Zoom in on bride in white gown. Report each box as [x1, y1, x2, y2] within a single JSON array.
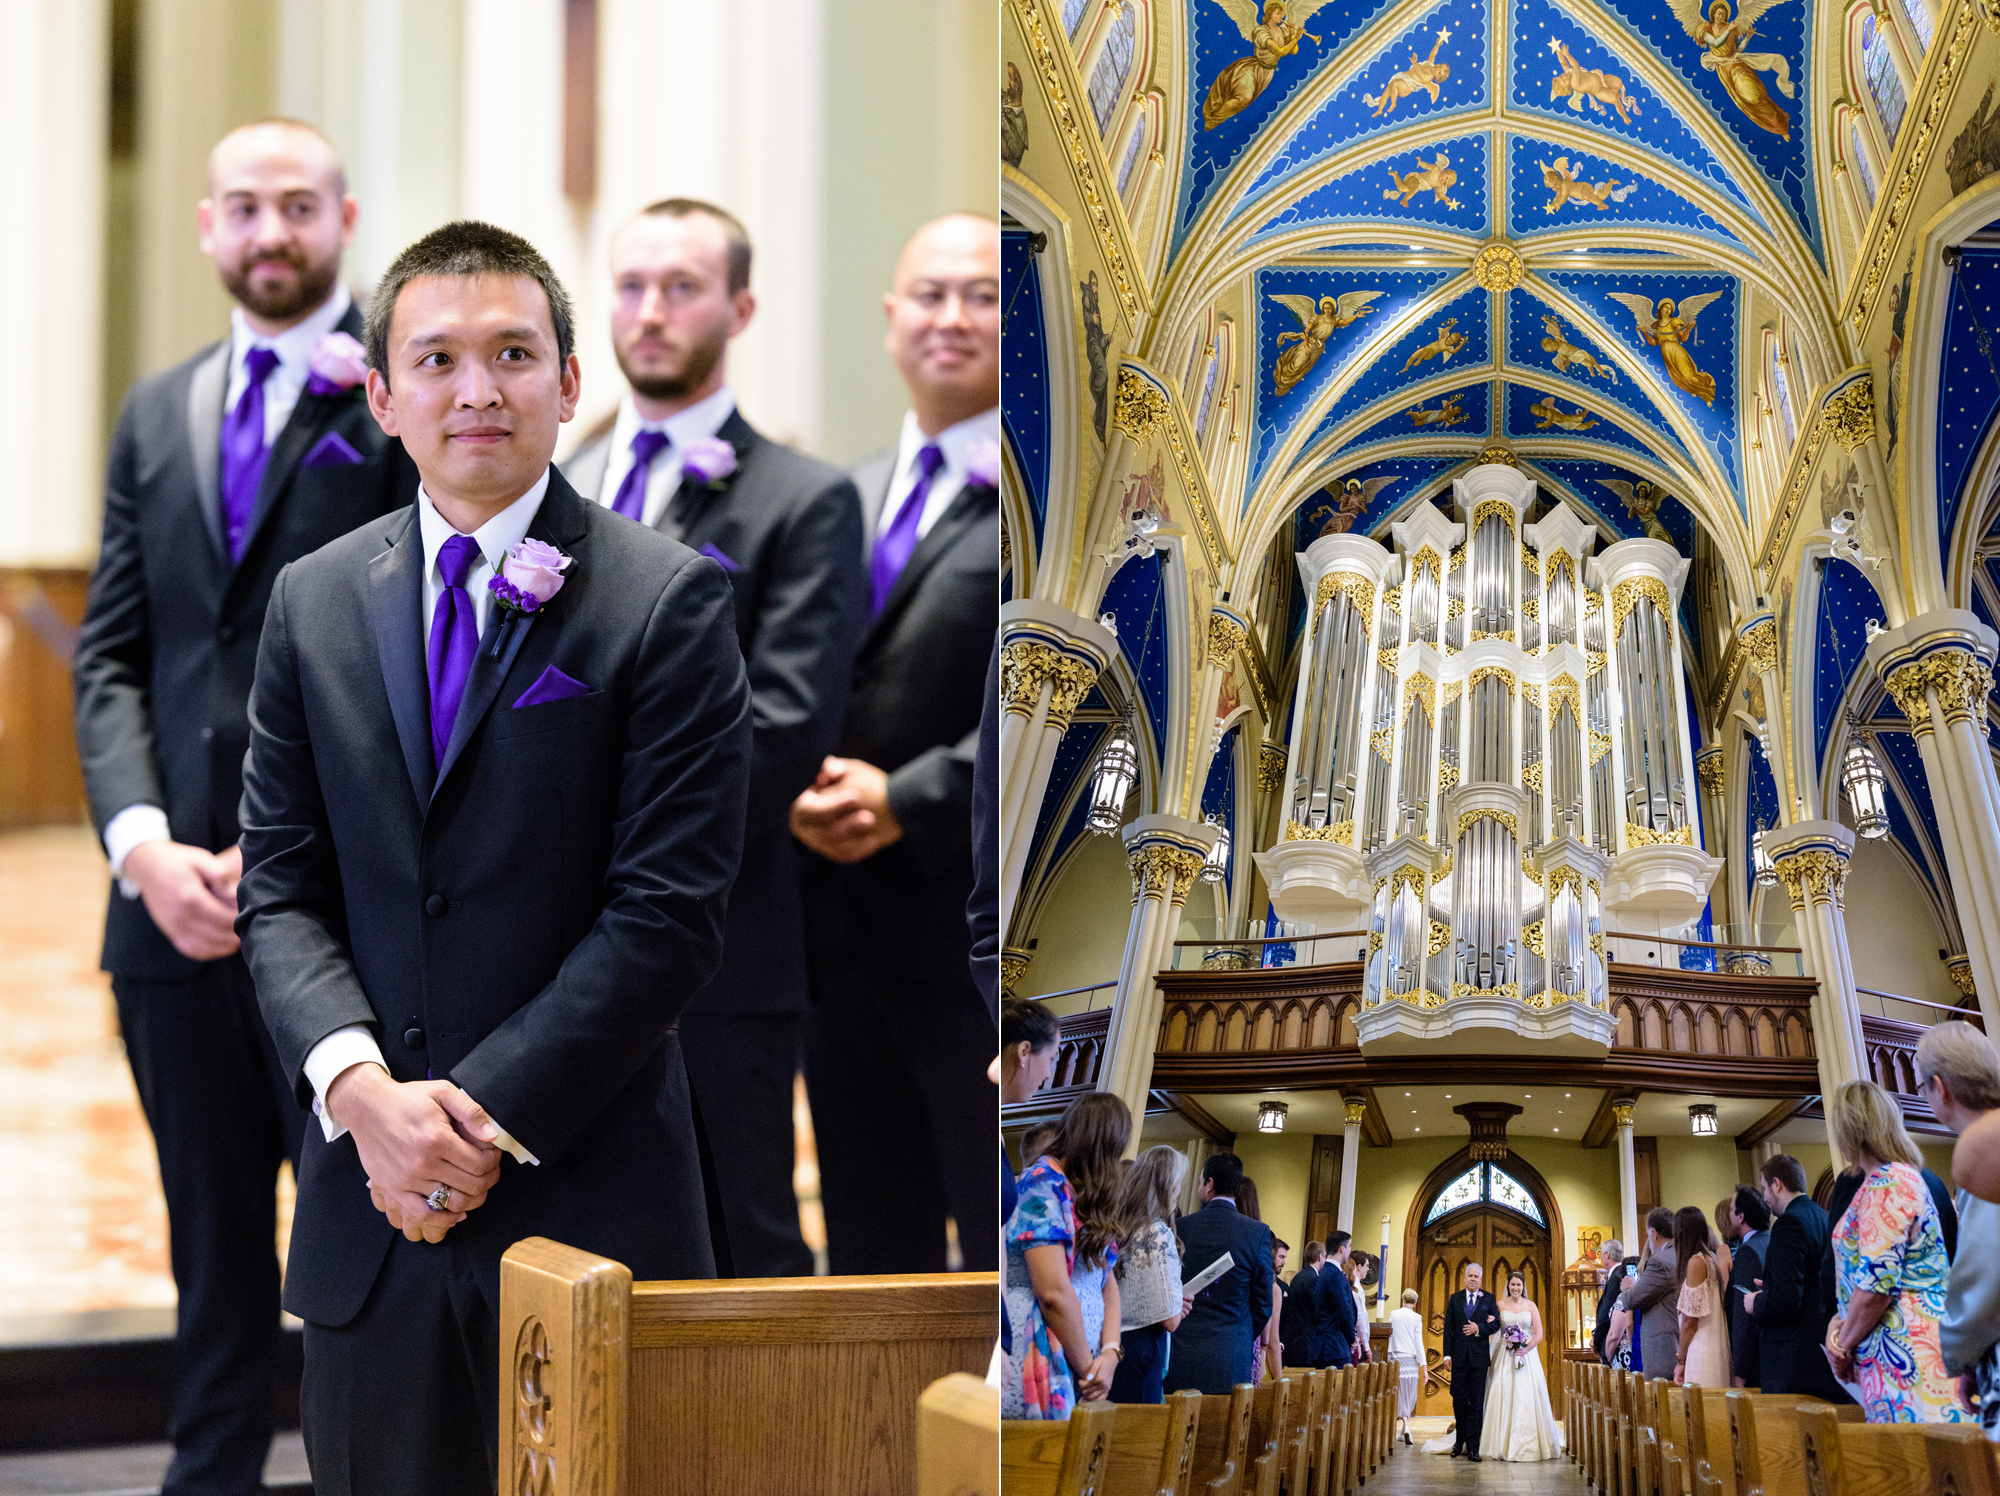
[[1479, 1272, 1561, 1462]]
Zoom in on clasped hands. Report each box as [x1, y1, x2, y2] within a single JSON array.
[[789, 756, 902, 863], [328, 1062, 504, 1245]]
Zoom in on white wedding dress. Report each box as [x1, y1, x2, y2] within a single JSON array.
[[1478, 1307, 1561, 1462]]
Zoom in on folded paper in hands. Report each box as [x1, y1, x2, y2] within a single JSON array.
[[512, 664, 593, 708], [301, 431, 365, 468]]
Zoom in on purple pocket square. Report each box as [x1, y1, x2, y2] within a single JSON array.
[[698, 542, 739, 574], [302, 431, 365, 468], [512, 665, 593, 708]]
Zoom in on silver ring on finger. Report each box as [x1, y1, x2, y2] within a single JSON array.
[[427, 1183, 453, 1212]]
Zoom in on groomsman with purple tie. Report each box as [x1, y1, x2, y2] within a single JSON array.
[[790, 214, 1000, 1273], [560, 199, 864, 1276], [70, 118, 411, 1496]]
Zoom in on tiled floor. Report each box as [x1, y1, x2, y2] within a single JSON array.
[[0, 826, 826, 1321], [1378, 1417, 1588, 1492]]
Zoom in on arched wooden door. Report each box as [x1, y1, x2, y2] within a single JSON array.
[[1411, 1165, 1555, 1416]]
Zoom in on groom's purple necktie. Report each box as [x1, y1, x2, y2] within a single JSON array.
[[611, 428, 671, 521], [220, 346, 281, 564], [428, 535, 482, 767], [871, 443, 944, 619]]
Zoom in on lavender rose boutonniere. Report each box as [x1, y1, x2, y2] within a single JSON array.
[[680, 437, 738, 490], [485, 539, 573, 657], [965, 438, 1001, 490], [304, 331, 369, 397]]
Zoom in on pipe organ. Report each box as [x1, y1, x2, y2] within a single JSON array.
[[1273, 464, 1698, 1023]]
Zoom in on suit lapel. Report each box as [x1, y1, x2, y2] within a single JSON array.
[[561, 431, 612, 508], [186, 339, 231, 565], [864, 481, 994, 646], [368, 509, 435, 805], [657, 409, 760, 542], [434, 472, 592, 792], [852, 449, 896, 548]]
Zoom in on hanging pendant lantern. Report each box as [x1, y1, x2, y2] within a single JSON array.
[[1840, 731, 1891, 840], [1199, 814, 1231, 883], [1086, 726, 1138, 835], [1752, 820, 1778, 889]]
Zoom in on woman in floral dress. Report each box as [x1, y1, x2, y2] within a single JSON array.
[[1825, 1080, 1969, 1424], [1003, 1092, 1130, 1419]]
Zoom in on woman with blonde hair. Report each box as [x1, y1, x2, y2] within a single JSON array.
[[1389, 1288, 1424, 1443], [1109, 1145, 1190, 1403], [1824, 1079, 1967, 1424]]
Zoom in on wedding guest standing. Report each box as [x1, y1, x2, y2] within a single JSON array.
[[792, 214, 999, 1273], [1348, 1252, 1373, 1363], [1389, 1288, 1423, 1444], [1593, 1238, 1631, 1365], [1280, 1241, 1325, 1365], [1822, 1081, 1967, 1423], [236, 222, 752, 1492], [71, 118, 410, 1496], [1004, 1093, 1129, 1418], [561, 199, 863, 1276], [1315, 1230, 1357, 1369], [1625, 1208, 1680, 1378], [1722, 1187, 1770, 1387], [1165, 1153, 1276, 1395], [1671, 1205, 1730, 1387], [1109, 1145, 1188, 1404], [1917, 1022, 2000, 1440], [1745, 1153, 1851, 1402]]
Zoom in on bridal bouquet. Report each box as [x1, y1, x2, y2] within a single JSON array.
[[1504, 1323, 1530, 1370]]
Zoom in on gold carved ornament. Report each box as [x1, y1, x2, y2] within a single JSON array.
[[1000, 640, 1100, 727], [1586, 649, 1608, 677], [1471, 498, 1519, 536], [1696, 751, 1727, 799], [1389, 863, 1429, 901], [1946, 958, 1977, 999], [1379, 648, 1401, 677], [1456, 808, 1520, 844], [1590, 731, 1614, 765], [1435, 852, 1454, 880], [1546, 675, 1580, 721], [1469, 665, 1517, 695], [1522, 920, 1546, 958], [1759, 378, 1876, 582], [1370, 929, 1384, 953], [1470, 630, 1516, 643], [1544, 865, 1585, 902], [1257, 742, 1287, 791], [1206, 610, 1248, 666], [1428, 918, 1451, 956], [1371, 727, 1396, 760], [1439, 761, 1461, 790], [1610, 576, 1672, 642], [1383, 584, 1404, 616], [1343, 1098, 1369, 1127], [1545, 550, 1574, 586], [1610, 1100, 1636, 1128], [1521, 681, 1543, 708], [1412, 546, 1443, 580], [1284, 819, 1355, 845], [1522, 597, 1540, 621], [1479, 444, 1519, 466], [1128, 844, 1207, 903], [1774, 847, 1850, 909], [1110, 369, 1227, 572], [1443, 679, 1464, 703], [1884, 649, 1995, 734], [1523, 759, 1544, 792], [1000, 949, 1032, 994], [1406, 671, 1437, 724], [1452, 981, 1520, 1003], [1625, 822, 1696, 847], [1473, 242, 1525, 292], [1316, 570, 1377, 624]]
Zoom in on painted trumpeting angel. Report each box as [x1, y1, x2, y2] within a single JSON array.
[[1606, 290, 1726, 405], [1269, 289, 1384, 397], [1666, 0, 1797, 139], [1201, 0, 1334, 130]]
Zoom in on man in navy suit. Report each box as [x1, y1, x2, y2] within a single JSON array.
[[1164, 1153, 1276, 1395], [1745, 1153, 1853, 1402], [1278, 1239, 1324, 1365], [72, 118, 410, 1496], [237, 221, 751, 1494], [1444, 1262, 1501, 1458], [1315, 1230, 1356, 1368]]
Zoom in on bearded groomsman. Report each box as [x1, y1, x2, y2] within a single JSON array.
[[790, 214, 999, 1273], [562, 199, 863, 1276], [71, 118, 410, 1496]]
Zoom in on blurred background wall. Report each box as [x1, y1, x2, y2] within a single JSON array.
[[0, 0, 995, 825]]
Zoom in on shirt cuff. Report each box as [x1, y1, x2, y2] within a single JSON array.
[[104, 804, 172, 896], [303, 1024, 388, 1143]]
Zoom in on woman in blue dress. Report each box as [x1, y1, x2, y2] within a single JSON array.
[[1003, 1091, 1131, 1418]]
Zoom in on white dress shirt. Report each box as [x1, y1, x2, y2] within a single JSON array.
[[877, 407, 999, 544], [591, 385, 737, 529], [298, 470, 554, 1167], [102, 286, 358, 885]]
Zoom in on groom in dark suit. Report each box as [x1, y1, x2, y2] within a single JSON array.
[[561, 199, 863, 1275], [72, 118, 410, 1496], [236, 221, 750, 1495], [1444, 1262, 1501, 1459]]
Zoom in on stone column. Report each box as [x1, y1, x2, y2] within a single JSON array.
[[1766, 820, 1866, 1103], [1612, 1097, 1639, 1254], [1336, 1095, 1365, 1235], [1869, 614, 2000, 1034], [1098, 815, 1213, 1148], [998, 601, 1119, 929], [1695, 747, 1732, 933]]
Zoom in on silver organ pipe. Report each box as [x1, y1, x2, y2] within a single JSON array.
[[1396, 696, 1433, 837], [1547, 558, 1576, 647], [1365, 669, 1395, 849], [1523, 708, 1543, 846], [1617, 596, 1687, 834], [1469, 513, 1515, 636], [1292, 589, 1370, 828], [1584, 595, 1616, 855], [1411, 558, 1438, 645], [1552, 700, 1583, 827], [1444, 553, 1464, 652], [1521, 556, 1541, 654], [1468, 674, 1513, 783]]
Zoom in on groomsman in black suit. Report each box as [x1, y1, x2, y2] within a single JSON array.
[[561, 199, 864, 1276], [791, 214, 999, 1273], [71, 118, 410, 1496], [1315, 1231, 1357, 1368], [1165, 1153, 1276, 1394], [236, 221, 750, 1494], [1279, 1240, 1325, 1363], [1444, 1262, 1501, 1459], [1745, 1153, 1852, 1402]]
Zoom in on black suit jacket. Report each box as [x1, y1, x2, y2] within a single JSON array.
[[562, 409, 864, 1016], [1728, 1230, 1767, 1383], [1315, 1259, 1357, 1367], [1749, 1195, 1847, 1399], [1168, 1201, 1275, 1394], [1278, 1266, 1318, 1364], [235, 471, 752, 1326], [804, 445, 998, 990], [1444, 1288, 1500, 1369], [74, 300, 414, 978], [1594, 1260, 1633, 1362]]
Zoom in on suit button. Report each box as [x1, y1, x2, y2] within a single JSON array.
[[217, 624, 238, 644], [404, 1027, 426, 1050], [200, 727, 214, 742], [425, 895, 449, 918]]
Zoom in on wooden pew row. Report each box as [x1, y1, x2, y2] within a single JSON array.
[[498, 1238, 996, 1495], [919, 1373, 1000, 1496], [1795, 1402, 2000, 1496]]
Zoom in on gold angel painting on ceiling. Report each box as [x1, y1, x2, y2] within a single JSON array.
[[1530, 394, 1599, 431], [1406, 393, 1468, 427], [1201, 0, 1333, 130], [1540, 315, 1619, 383], [1268, 289, 1384, 397], [1538, 158, 1637, 213], [1302, 476, 1396, 537], [1365, 29, 1453, 118], [1666, 0, 1798, 139], [1383, 153, 1460, 209], [1607, 290, 1725, 405], [1400, 319, 1468, 372], [1598, 478, 1673, 542]]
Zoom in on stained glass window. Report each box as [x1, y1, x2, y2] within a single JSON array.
[[1771, 349, 1797, 445], [1862, 17, 1908, 149], [1194, 345, 1221, 440], [1900, 0, 1934, 52], [1425, 1166, 1484, 1224], [1088, 6, 1138, 137], [1064, 0, 1091, 39], [1850, 123, 1879, 209], [1488, 1166, 1545, 1224], [1117, 111, 1147, 198]]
